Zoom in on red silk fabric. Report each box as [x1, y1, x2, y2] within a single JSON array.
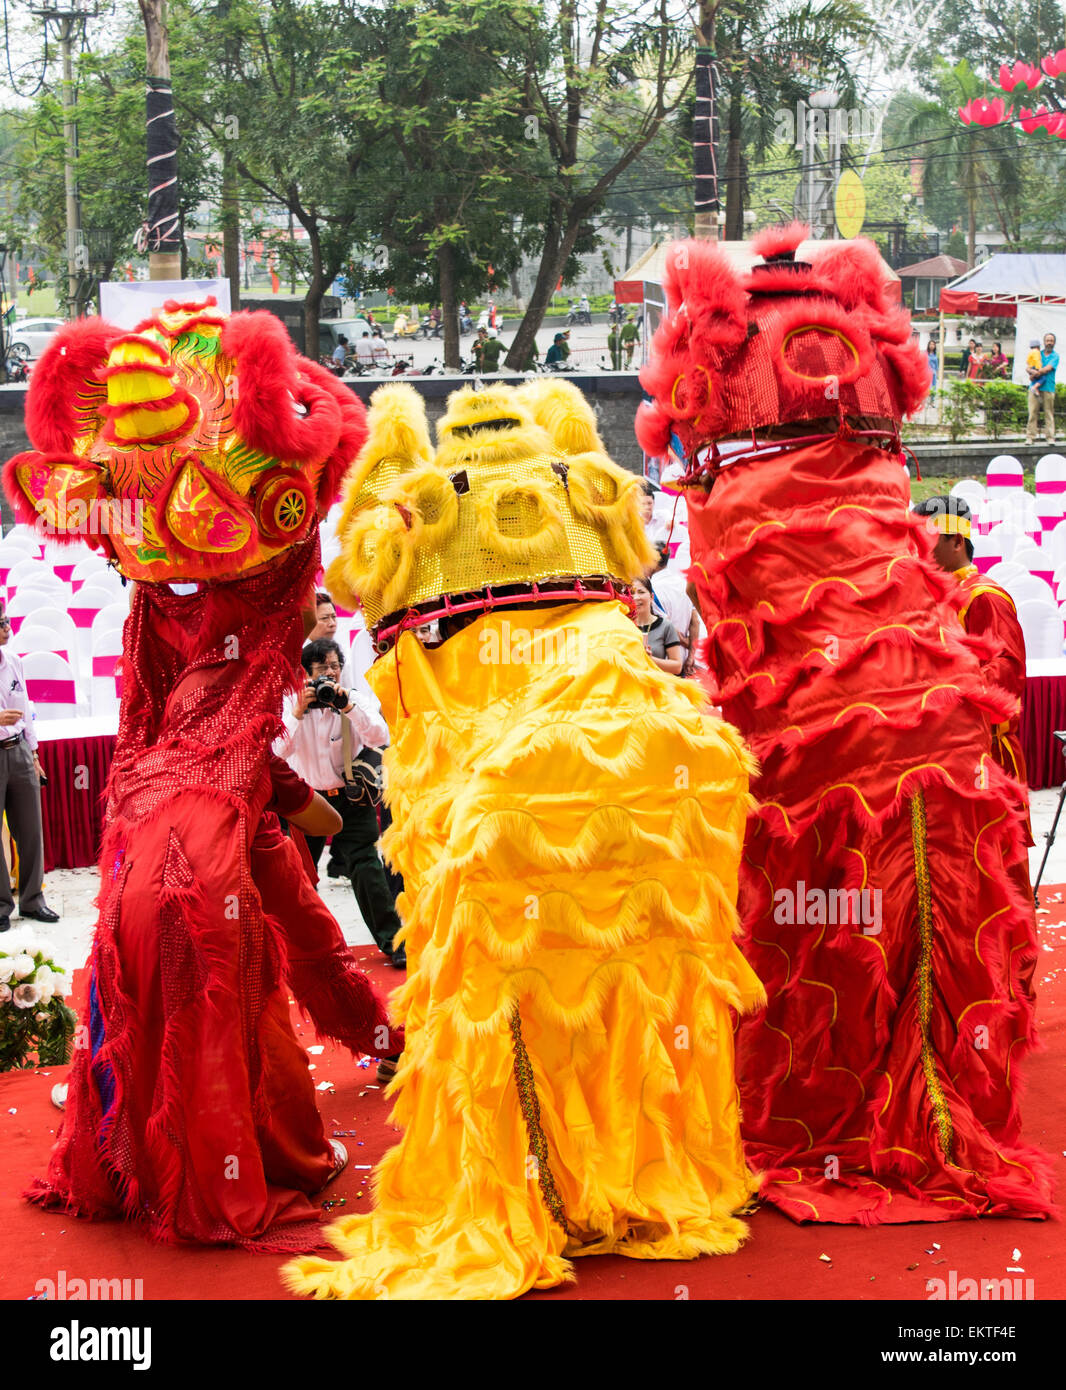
[[686, 436, 1054, 1224], [38, 733, 115, 872]]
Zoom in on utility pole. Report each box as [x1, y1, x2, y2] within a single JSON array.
[[30, 2, 98, 317]]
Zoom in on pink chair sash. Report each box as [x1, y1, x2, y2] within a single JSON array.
[[1036, 480, 1066, 494], [69, 607, 101, 629], [26, 678, 76, 703], [92, 653, 119, 677], [9, 614, 25, 634], [987, 473, 1023, 488], [53, 564, 75, 581]]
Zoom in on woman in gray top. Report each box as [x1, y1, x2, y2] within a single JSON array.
[[632, 576, 683, 675]]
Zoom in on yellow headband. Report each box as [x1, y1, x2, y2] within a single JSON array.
[[929, 512, 971, 537]]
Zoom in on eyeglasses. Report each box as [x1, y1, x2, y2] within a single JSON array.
[[0, 617, 10, 627], [314, 663, 342, 675]]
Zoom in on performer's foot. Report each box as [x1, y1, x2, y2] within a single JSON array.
[[21, 905, 59, 923], [376, 1053, 401, 1083], [50, 1083, 67, 1111], [388, 945, 406, 970], [325, 862, 345, 879], [320, 1139, 348, 1190]]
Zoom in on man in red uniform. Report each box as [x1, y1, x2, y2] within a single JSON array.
[[911, 495, 1028, 788]]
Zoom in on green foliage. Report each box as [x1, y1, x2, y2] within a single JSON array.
[[981, 380, 1027, 439], [942, 379, 983, 443]]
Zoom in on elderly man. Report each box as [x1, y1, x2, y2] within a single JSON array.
[[0, 602, 60, 930], [1026, 331, 1059, 444]]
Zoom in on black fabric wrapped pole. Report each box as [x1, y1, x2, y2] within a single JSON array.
[[693, 47, 720, 221], [145, 74, 180, 256]]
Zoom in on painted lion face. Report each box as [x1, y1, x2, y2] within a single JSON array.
[[4, 298, 366, 583]]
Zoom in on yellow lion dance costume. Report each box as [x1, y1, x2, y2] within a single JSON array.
[[284, 379, 764, 1299]]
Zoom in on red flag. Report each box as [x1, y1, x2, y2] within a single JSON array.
[[556, 278, 563, 292], [270, 267, 280, 294], [126, 263, 134, 281]]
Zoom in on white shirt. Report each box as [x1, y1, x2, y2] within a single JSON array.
[[651, 570, 695, 647], [276, 692, 388, 791], [0, 648, 38, 750], [354, 337, 375, 364], [371, 338, 390, 365]]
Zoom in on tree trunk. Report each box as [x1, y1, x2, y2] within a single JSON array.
[[220, 145, 240, 309], [438, 240, 460, 371], [504, 208, 581, 372], [723, 81, 744, 240]]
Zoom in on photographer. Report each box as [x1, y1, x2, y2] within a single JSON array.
[[277, 638, 405, 969]]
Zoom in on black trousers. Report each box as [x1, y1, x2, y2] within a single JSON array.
[[306, 793, 401, 956]]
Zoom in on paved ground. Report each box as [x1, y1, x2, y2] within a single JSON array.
[[26, 786, 1066, 981], [354, 314, 626, 376]]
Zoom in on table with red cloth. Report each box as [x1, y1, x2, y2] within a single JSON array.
[[33, 715, 117, 872], [1021, 658, 1066, 790]]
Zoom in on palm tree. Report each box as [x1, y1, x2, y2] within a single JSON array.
[[696, 0, 877, 238], [906, 59, 1023, 263]]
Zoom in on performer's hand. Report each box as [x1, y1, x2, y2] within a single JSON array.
[[0, 709, 21, 726]]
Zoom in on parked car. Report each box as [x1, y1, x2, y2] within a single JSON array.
[[319, 316, 375, 356], [7, 317, 63, 360]]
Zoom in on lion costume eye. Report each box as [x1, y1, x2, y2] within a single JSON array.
[[341, 505, 419, 614], [475, 480, 566, 562], [388, 465, 459, 546]]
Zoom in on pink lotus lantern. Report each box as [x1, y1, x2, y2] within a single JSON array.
[[999, 60, 1044, 92], [958, 96, 1012, 126], [1041, 49, 1066, 78]]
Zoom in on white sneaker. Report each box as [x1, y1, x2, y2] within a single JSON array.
[[50, 1083, 67, 1111]]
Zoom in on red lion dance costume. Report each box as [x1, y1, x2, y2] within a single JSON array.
[[636, 225, 1054, 1224], [5, 298, 400, 1250]]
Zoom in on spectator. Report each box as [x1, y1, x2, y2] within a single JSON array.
[[0, 602, 59, 930], [608, 322, 622, 370], [579, 293, 591, 324], [637, 478, 670, 546], [631, 577, 683, 674], [371, 334, 390, 370], [966, 341, 986, 380], [277, 638, 405, 968], [354, 332, 375, 368], [926, 340, 938, 391], [959, 338, 976, 377], [621, 312, 639, 365], [545, 332, 568, 369], [331, 335, 349, 374], [985, 341, 1008, 379], [650, 541, 700, 676], [1027, 332, 1059, 444], [474, 328, 503, 373]]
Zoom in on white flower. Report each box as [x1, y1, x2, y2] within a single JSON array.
[[0, 959, 14, 984], [9, 954, 35, 981], [34, 938, 56, 961], [13, 983, 41, 1009], [50, 972, 70, 999], [0, 983, 11, 1003], [35, 1011, 49, 1021], [34, 965, 54, 1003]]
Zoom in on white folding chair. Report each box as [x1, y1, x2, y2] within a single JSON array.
[[1000, 572, 1056, 607], [14, 622, 77, 674], [20, 650, 79, 720], [1041, 519, 1066, 574], [89, 625, 123, 716], [1010, 542, 1055, 586], [69, 553, 110, 593], [0, 530, 40, 585], [4, 585, 70, 636], [971, 528, 1005, 574], [986, 455, 1024, 490], [950, 479, 987, 515], [1017, 600, 1065, 659], [988, 561, 1027, 588], [4, 556, 54, 599]]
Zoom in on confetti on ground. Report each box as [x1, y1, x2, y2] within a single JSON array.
[[818, 1253, 832, 1263], [315, 1081, 335, 1092], [307, 1045, 325, 1055], [907, 1263, 919, 1271], [353, 1164, 372, 1169], [357, 1058, 371, 1069], [7, 1108, 16, 1115], [1012, 1247, 1022, 1262]]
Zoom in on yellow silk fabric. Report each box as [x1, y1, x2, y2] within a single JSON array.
[[283, 601, 764, 1300]]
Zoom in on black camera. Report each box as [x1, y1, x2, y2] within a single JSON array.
[[308, 676, 349, 710]]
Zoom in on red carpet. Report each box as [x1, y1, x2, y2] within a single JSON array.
[[3, 900, 1064, 1303]]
